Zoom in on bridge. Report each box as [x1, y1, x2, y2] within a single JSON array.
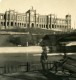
[[41, 32, 76, 52]]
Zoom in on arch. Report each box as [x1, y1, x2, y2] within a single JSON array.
[[11, 22, 13, 26], [40, 24, 41, 27], [44, 25, 45, 28], [42, 24, 43, 28], [1, 22, 4, 26], [22, 23, 24, 26], [49, 25, 51, 28], [24, 24, 26, 27], [36, 24, 38, 27], [7, 22, 9, 26], [27, 24, 29, 27], [31, 23, 34, 27], [20, 23, 21, 26], [52, 25, 54, 28], [46, 25, 48, 29], [18, 23, 19, 26], [55, 25, 56, 28], [15, 22, 16, 26]]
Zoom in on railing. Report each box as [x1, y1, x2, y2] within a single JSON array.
[[0, 60, 76, 74], [0, 61, 53, 74]]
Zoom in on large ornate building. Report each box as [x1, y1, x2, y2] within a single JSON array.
[[0, 7, 71, 31]]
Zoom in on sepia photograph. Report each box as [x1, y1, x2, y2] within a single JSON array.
[[0, 0, 76, 80]]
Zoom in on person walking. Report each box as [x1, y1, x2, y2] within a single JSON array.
[[40, 46, 49, 71]]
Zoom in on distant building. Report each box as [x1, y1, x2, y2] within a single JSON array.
[[0, 7, 71, 31]]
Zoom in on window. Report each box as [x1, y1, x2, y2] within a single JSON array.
[[40, 18, 41, 22], [65, 26, 67, 29], [31, 17, 34, 21], [31, 11, 34, 15], [24, 24, 26, 27], [60, 25, 61, 28], [22, 23, 23, 26], [55, 25, 56, 28], [23, 17, 25, 21], [27, 24, 29, 27], [1, 16, 3, 19], [57, 25, 59, 28], [4, 22, 5, 26]]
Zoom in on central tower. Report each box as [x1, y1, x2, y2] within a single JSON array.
[[26, 7, 36, 28]]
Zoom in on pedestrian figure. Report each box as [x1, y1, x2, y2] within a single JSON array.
[[40, 46, 49, 71]]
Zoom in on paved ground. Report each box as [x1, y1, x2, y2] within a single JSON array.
[[0, 72, 47, 80], [0, 71, 76, 80]]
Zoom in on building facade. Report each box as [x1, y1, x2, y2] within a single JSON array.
[[0, 7, 71, 31]]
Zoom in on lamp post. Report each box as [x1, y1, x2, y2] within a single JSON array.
[[63, 43, 66, 58]]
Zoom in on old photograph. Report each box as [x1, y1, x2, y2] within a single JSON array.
[[0, 0, 76, 80]]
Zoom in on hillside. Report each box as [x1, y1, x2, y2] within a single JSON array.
[[0, 28, 68, 47]]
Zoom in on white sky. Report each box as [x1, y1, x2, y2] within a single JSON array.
[[0, 0, 76, 28]]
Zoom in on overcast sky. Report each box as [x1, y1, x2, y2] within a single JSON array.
[[0, 0, 76, 28]]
